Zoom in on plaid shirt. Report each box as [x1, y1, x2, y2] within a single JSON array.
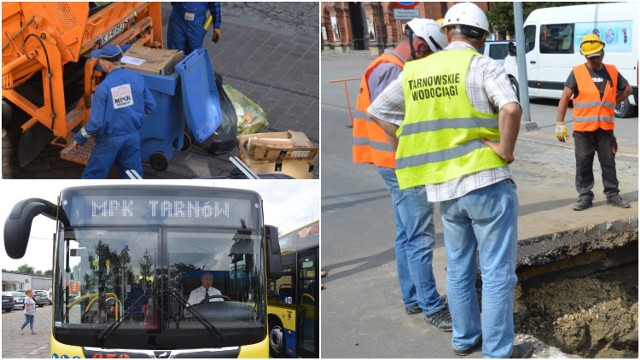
[[367, 41, 520, 201]]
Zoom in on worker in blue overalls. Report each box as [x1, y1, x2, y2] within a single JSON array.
[[73, 44, 157, 179], [167, 2, 221, 55]]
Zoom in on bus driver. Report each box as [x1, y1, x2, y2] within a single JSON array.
[[187, 272, 223, 305]]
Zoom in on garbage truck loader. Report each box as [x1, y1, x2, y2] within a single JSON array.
[[2, 2, 164, 167]]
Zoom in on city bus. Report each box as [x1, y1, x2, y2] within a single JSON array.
[[267, 220, 319, 357], [4, 184, 282, 358]]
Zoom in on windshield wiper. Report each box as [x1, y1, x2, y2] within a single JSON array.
[[97, 292, 147, 341], [170, 289, 224, 339]]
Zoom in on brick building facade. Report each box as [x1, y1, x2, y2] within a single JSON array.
[[321, 2, 496, 54]]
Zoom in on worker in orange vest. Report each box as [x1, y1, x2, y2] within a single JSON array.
[[352, 18, 453, 331], [556, 33, 633, 211]]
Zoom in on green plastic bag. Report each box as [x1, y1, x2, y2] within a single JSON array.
[[222, 84, 269, 135]]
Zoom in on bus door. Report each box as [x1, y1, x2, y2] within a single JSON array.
[[296, 247, 319, 358]]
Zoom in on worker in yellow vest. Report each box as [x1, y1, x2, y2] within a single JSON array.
[[555, 33, 633, 211], [353, 18, 452, 332], [368, 2, 532, 358]]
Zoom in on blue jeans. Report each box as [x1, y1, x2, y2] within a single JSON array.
[[378, 167, 445, 315], [21, 314, 34, 331], [439, 179, 518, 358]]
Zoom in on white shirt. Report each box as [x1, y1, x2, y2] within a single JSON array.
[[187, 286, 223, 305], [23, 297, 36, 316]]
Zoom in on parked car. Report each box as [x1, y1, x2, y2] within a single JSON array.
[[2, 292, 15, 312], [9, 291, 26, 310], [478, 40, 512, 65], [45, 290, 53, 305], [32, 290, 49, 307]]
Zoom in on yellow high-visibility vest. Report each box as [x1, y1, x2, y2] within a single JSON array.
[[396, 49, 505, 189]]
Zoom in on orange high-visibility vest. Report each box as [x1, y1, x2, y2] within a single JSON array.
[[353, 53, 404, 168], [572, 64, 618, 132]]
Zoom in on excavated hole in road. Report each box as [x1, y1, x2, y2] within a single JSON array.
[[513, 240, 638, 358]]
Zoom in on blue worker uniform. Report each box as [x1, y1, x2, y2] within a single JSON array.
[[74, 68, 156, 179], [167, 2, 221, 55]]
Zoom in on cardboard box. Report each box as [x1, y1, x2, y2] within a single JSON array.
[[121, 45, 184, 75], [238, 131, 318, 179]]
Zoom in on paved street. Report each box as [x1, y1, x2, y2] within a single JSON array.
[[320, 52, 637, 358], [2, 305, 52, 358], [2, 2, 318, 179]]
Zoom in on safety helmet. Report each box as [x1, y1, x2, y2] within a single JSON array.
[[442, 2, 490, 36], [580, 33, 605, 56], [405, 18, 448, 52]]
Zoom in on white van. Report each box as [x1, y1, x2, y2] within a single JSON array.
[[503, 2, 638, 118]]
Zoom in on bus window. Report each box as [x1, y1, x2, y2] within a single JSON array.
[[63, 228, 159, 326]]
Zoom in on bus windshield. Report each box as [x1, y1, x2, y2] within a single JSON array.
[[52, 186, 266, 351]]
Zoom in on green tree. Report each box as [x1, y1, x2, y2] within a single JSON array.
[[139, 249, 154, 288], [17, 264, 35, 275], [487, 2, 590, 39], [43, 270, 53, 278]]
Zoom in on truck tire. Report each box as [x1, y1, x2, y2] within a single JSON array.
[[615, 98, 637, 118]]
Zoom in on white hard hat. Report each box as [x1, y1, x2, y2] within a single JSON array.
[[405, 18, 447, 52], [442, 2, 490, 36]]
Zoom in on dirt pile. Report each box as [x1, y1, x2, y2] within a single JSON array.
[[515, 261, 638, 358]]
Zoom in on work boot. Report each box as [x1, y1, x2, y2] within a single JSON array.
[[510, 342, 534, 358], [453, 336, 482, 356], [573, 197, 592, 211], [424, 307, 452, 332], [607, 195, 630, 208]]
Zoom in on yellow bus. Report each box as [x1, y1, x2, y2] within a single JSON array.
[[4, 184, 282, 358], [267, 220, 319, 357]]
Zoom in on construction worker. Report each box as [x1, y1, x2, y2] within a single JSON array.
[[167, 2, 221, 55], [73, 45, 157, 179], [555, 33, 633, 211], [353, 18, 452, 331], [368, 3, 533, 358]]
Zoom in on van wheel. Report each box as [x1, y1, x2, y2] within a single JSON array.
[[615, 98, 637, 118], [509, 77, 520, 101]]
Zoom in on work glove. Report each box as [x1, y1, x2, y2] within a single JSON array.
[[555, 122, 569, 142], [72, 129, 88, 146]]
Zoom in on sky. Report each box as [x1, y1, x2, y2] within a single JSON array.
[[1, 179, 319, 273]]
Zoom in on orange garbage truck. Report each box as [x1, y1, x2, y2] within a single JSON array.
[[2, 2, 163, 167]]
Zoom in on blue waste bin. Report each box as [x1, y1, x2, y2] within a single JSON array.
[[138, 48, 222, 171]]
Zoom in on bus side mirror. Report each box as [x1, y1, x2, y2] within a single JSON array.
[[4, 198, 59, 259], [508, 41, 517, 56], [265, 225, 282, 280]]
